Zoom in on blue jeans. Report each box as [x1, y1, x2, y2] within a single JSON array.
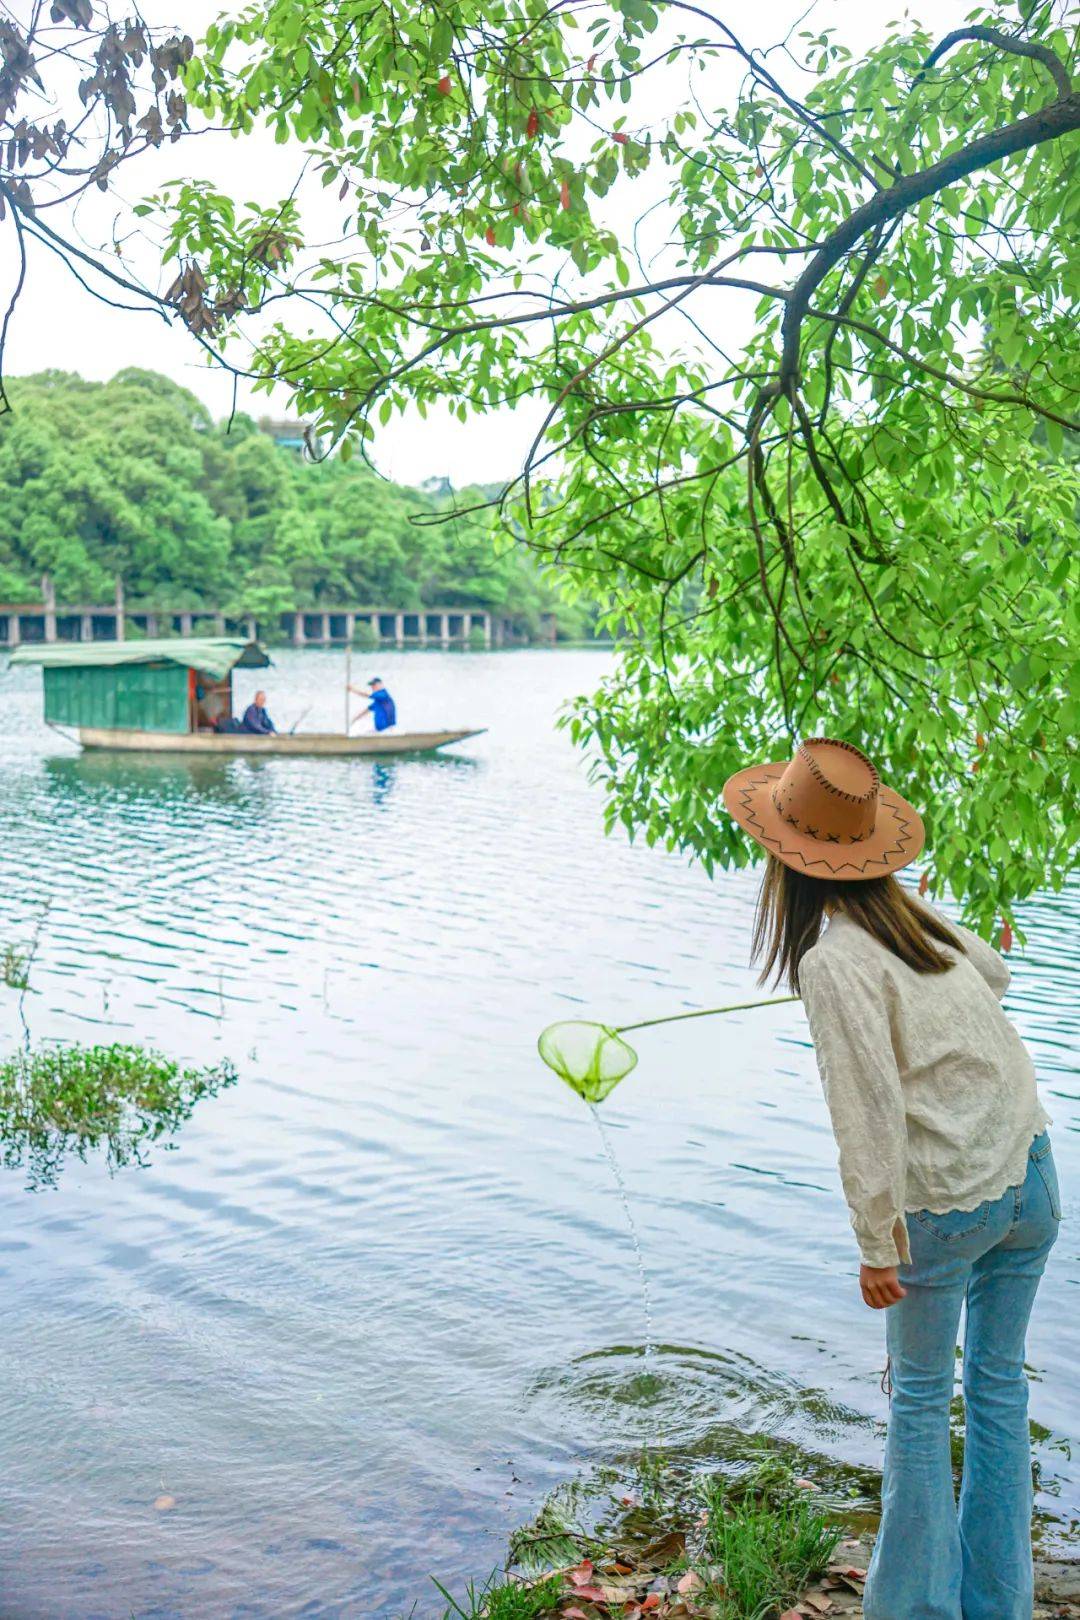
[[864, 1131, 1060, 1620]]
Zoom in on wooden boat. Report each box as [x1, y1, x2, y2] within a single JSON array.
[[76, 725, 484, 756], [9, 637, 483, 758]]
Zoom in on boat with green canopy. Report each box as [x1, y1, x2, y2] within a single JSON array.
[[9, 637, 483, 756]]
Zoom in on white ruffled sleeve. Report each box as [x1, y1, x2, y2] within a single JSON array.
[[800, 949, 911, 1269]]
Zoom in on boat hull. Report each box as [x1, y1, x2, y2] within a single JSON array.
[[77, 727, 484, 757]]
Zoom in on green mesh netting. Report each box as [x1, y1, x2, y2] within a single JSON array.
[[537, 1020, 639, 1103]]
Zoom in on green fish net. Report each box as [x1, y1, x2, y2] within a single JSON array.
[[537, 1020, 639, 1104]]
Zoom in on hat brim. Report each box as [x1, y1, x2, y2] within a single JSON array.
[[722, 761, 925, 881]]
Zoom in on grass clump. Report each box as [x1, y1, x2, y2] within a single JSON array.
[[0, 1042, 237, 1188], [434, 1573, 563, 1620], [696, 1475, 843, 1618]]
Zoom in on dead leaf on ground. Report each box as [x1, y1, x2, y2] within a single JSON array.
[[637, 1530, 686, 1567]]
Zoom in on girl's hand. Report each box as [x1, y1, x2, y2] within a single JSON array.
[[860, 1265, 907, 1310]]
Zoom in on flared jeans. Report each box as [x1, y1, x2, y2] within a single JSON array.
[[864, 1132, 1061, 1620]]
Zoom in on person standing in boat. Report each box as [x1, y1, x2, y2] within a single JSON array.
[[722, 737, 1059, 1620], [241, 690, 277, 735], [350, 677, 396, 732]]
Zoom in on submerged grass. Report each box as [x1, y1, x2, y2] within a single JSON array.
[[0, 1042, 237, 1188]]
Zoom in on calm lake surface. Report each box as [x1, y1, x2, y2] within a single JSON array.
[[0, 648, 1075, 1618]]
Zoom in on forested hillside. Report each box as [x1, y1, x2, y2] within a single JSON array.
[[0, 370, 581, 636]]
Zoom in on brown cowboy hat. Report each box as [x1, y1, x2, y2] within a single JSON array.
[[722, 737, 924, 881]]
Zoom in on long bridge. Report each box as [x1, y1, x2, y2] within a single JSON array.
[[0, 578, 552, 651]]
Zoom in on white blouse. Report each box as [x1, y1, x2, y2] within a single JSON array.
[[799, 907, 1049, 1269]]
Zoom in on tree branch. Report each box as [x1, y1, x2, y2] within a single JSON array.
[[779, 88, 1080, 391]]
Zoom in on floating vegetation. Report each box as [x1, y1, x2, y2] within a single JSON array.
[[1, 944, 30, 992], [0, 1043, 237, 1189]]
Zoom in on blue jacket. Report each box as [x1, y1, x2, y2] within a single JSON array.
[[242, 703, 276, 735], [369, 689, 396, 731]]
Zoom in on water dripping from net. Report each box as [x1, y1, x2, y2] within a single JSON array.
[[588, 1102, 654, 1364]]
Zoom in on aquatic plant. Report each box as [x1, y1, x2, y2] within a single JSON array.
[[0, 1043, 237, 1190], [1, 945, 30, 992]]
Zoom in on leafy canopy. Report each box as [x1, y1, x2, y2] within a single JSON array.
[[65, 4, 1080, 926]]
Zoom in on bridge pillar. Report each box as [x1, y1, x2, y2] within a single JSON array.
[[6, 614, 20, 647], [41, 575, 57, 643], [81, 613, 94, 642], [439, 612, 450, 648], [180, 611, 193, 635], [394, 613, 405, 648], [245, 615, 257, 641], [145, 612, 159, 637], [293, 612, 305, 647], [345, 612, 355, 644], [322, 612, 331, 645], [114, 577, 125, 642]]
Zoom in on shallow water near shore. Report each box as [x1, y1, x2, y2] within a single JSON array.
[[0, 647, 1075, 1618]]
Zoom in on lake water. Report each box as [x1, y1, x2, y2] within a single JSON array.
[[0, 648, 1075, 1619]]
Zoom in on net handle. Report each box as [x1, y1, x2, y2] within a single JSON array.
[[615, 994, 798, 1035]]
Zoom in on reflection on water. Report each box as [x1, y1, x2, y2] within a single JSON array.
[[0, 648, 1076, 1616]]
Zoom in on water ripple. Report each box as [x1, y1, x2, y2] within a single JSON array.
[[0, 648, 1076, 1616]]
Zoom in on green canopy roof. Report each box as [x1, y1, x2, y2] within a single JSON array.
[[9, 637, 271, 681]]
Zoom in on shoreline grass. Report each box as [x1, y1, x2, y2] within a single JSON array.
[[433, 1454, 848, 1620]]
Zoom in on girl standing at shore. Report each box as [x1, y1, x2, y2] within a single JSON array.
[[723, 738, 1060, 1620]]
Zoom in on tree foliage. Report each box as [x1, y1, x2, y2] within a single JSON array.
[[3, 1, 1078, 929], [0, 369, 574, 629], [145, 0, 1079, 930], [0, 3, 196, 407]]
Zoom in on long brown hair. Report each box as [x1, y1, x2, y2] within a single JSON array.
[[752, 854, 965, 994]]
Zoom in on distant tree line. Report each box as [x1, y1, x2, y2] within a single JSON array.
[[0, 370, 591, 639]]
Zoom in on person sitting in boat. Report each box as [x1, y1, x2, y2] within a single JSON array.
[[350, 677, 396, 732], [242, 690, 277, 735]]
